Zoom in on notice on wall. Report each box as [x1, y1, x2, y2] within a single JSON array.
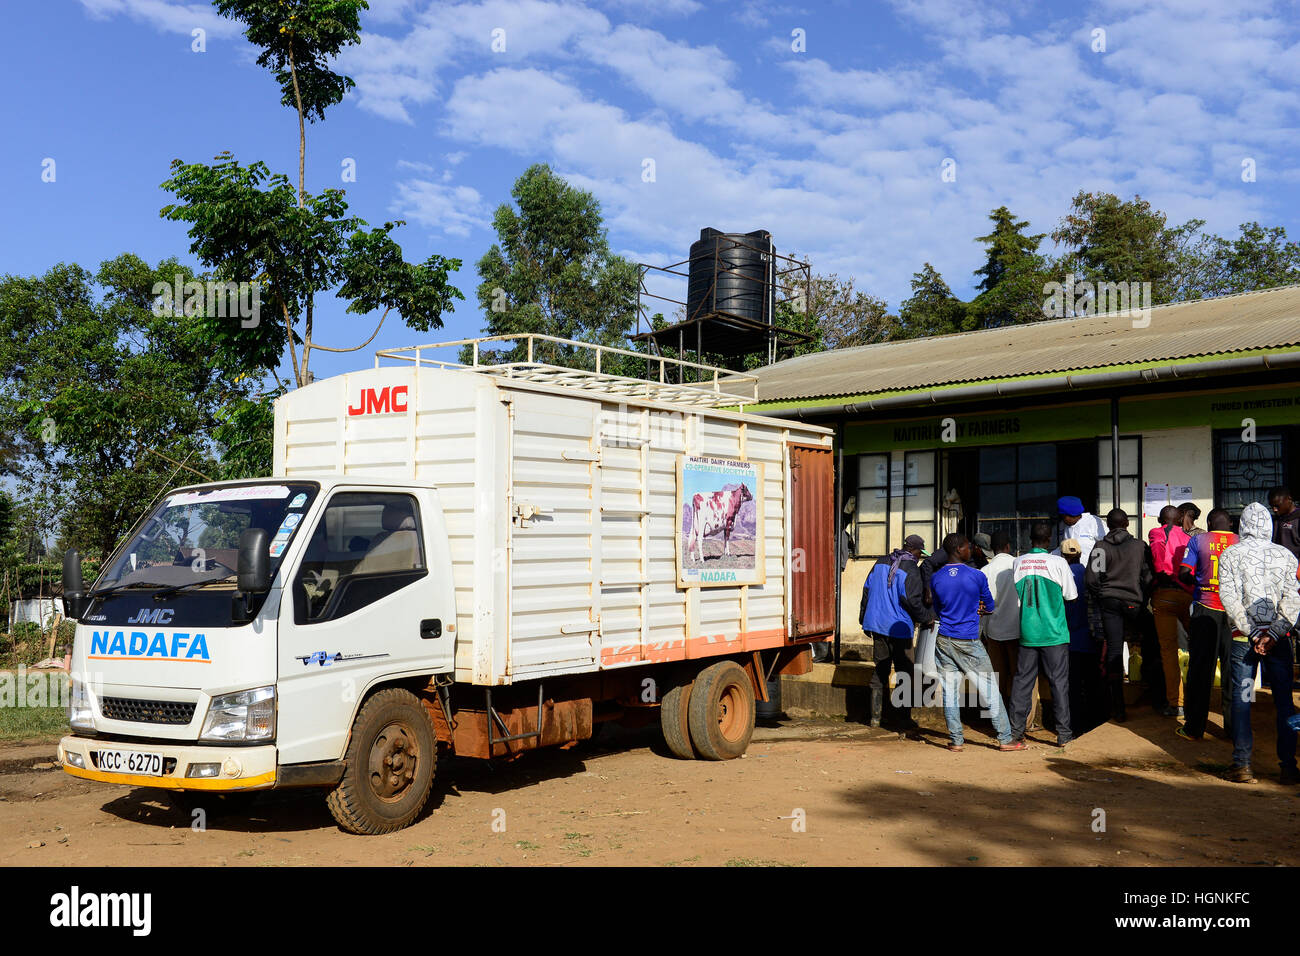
[[890, 460, 905, 498], [1169, 484, 1194, 504], [1143, 482, 1170, 518]]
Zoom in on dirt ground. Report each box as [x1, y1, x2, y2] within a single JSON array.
[[680, 537, 757, 571], [3, 700, 1300, 867]]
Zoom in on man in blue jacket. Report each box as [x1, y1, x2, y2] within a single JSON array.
[[930, 533, 1025, 752], [861, 535, 926, 732]]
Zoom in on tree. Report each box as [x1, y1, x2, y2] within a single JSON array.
[[969, 206, 1049, 328], [470, 164, 638, 369], [784, 272, 899, 350], [0, 255, 249, 559], [897, 263, 968, 337], [213, 0, 368, 206], [1049, 191, 1209, 305], [161, 155, 462, 388], [1206, 222, 1300, 296], [160, 0, 464, 477]]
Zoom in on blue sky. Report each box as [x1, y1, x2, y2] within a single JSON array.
[[4, 0, 1299, 384]]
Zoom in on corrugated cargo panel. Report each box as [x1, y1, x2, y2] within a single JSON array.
[[274, 365, 833, 686]]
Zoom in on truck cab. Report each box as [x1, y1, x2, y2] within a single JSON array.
[[59, 476, 456, 811]]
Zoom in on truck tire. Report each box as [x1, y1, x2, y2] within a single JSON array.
[[660, 681, 697, 759], [326, 687, 436, 835], [687, 661, 755, 760]]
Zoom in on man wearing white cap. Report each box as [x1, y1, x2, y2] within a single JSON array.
[[1057, 495, 1105, 567]]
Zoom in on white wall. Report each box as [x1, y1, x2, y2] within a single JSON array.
[[1138, 426, 1215, 526], [9, 598, 59, 629]]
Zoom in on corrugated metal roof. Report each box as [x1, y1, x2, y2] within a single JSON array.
[[746, 284, 1300, 404]]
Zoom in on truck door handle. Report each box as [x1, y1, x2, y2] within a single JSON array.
[[420, 619, 442, 640]]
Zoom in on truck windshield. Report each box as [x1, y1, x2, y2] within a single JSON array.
[[95, 482, 319, 597]]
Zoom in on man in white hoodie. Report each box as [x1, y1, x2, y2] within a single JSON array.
[[1218, 501, 1300, 784]]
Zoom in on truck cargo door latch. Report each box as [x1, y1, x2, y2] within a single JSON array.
[[512, 502, 550, 526], [420, 618, 442, 640]]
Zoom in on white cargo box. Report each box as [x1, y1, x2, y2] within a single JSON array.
[[273, 338, 833, 686]]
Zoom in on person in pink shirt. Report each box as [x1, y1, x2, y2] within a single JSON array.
[[1149, 505, 1193, 717]]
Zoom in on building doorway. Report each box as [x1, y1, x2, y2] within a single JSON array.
[[945, 439, 1100, 554]]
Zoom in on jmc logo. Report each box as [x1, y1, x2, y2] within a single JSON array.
[[347, 385, 409, 417]]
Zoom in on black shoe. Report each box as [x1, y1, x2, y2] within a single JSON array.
[[1280, 766, 1300, 785]]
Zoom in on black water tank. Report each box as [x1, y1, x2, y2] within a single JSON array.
[[686, 228, 772, 325]]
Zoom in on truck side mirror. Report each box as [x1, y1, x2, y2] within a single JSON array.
[[237, 528, 272, 594], [233, 528, 271, 624], [62, 550, 88, 620]]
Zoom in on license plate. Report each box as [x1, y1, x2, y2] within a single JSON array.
[[96, 749, 165, 776]]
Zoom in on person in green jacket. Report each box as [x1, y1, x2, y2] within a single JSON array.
[[1008, 522, 1078, 747]]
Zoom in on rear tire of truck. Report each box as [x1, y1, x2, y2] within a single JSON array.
[[660, 681, 697, 759], [687, 661, 755, 761], [326, 688, 436, 835]]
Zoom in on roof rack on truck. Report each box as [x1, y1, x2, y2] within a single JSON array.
[[374, 333, 759, 410]]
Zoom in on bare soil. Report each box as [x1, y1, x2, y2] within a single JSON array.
[[3, 702, 1298, 867], [680, 537, 757, 571]]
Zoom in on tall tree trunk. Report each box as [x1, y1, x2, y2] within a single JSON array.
[[301, 297, 313, 384], [288, 43, 306, 208]]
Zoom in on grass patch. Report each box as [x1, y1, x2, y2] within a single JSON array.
[[0, 702, 69, 742]]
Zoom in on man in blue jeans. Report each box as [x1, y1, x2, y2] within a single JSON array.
[[1218, 502, 1300, 783], [929, 533, 1026, 753]]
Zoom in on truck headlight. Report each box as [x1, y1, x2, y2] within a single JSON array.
[[69, 680, 95, 732], [200, 686, 275, 741]]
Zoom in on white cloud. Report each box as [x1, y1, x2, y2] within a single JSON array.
[[83, 0, 1300, 306], [600, 0, 701, 15], [338, 0, 610, 121], [77, 0, 239, 36], [391, 178, 488, 237]]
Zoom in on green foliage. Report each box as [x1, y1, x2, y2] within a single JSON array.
[[1049, 191, 1203, 305], [213, 0, 367, 124], [161, 154, 462, 387], [212, 391, 278, 479], [470, 164, 638, 368], [786, 272, 898, 351], [0, 255, 244, 559], [969, 206, 1050, 329], [898, 263, 968, 337], [10, 621, 41, 643], [1204, 222, 1300, 296]]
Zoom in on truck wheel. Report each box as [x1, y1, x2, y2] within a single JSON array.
[[326, 687, 436, 835], [687, 661, 755, 761], [660, 681, 697, 759]]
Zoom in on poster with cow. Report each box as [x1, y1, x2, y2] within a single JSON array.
[[676, 455, 764, 587]]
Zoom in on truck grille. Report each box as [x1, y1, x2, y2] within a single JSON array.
[[100, 696, 196, 725]]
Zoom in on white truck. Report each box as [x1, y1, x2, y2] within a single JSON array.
[[58, 337, 835, 834]]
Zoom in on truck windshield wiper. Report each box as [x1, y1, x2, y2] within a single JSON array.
[[150, 573, 237, 600], [89, 581, 172, 599]]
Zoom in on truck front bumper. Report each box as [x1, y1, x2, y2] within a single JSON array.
[[58, 735, 278, 791]]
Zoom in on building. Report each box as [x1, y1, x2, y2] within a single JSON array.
[[745, 285, 1300, 638]]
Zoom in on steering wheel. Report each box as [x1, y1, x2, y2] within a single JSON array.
[[302, 570, 334, 616]]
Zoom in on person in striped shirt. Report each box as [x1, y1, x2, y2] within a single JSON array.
[[1008, 522, 1078, 747]]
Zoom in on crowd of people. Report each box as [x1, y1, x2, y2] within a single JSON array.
[[859, 487, 1300, 782]]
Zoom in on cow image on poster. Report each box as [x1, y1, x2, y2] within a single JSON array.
[[688, 483, 754, 562]]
